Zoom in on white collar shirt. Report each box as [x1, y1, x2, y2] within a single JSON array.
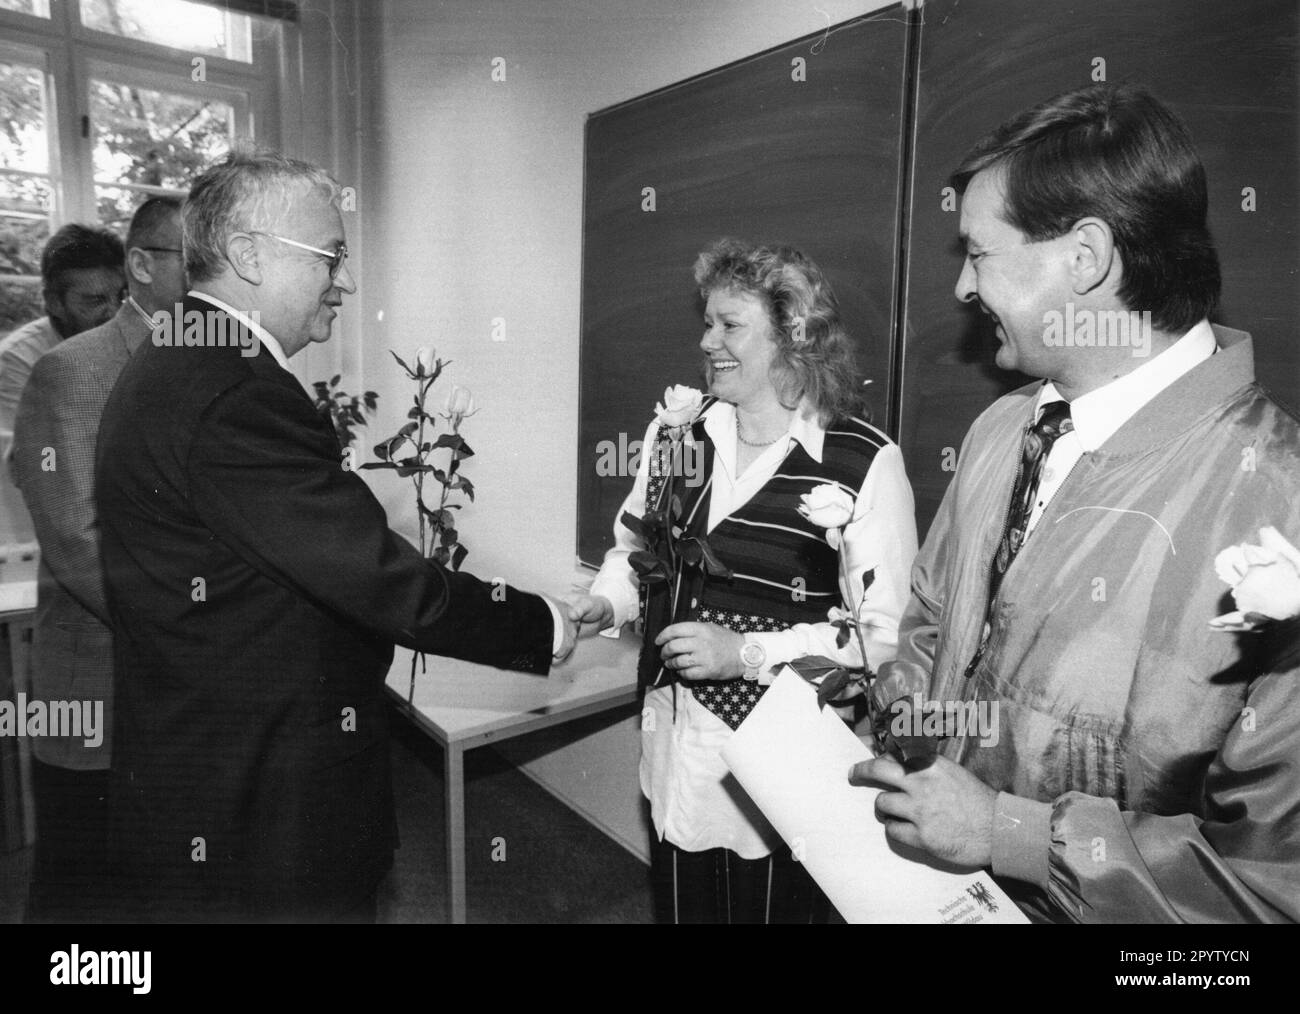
[[1027, 318, 1218, 533]]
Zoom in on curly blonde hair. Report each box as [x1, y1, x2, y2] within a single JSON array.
[[693, 238, 866, 425]]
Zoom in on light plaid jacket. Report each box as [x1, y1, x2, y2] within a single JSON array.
[[11, 305, 151, 770]]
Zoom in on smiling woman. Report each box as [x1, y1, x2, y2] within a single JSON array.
[[564, 237, 919, 924]]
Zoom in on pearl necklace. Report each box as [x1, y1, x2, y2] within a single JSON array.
[[735, 416, 783, 447]]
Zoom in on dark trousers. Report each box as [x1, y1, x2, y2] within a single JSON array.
[[26, 760, 113, 923], [650, 837, 835, 924]]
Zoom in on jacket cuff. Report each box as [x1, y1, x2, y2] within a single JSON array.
[[991, 792, 1053, 889]]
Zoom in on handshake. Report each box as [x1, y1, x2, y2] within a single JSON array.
[[546, 593, 616, 664], [546, 593, 743, 682]]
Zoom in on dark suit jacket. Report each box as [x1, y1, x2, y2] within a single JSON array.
[[12, 304, 150, 770], [95, 295, 553, 922]]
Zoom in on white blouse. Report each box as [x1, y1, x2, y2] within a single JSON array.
[[589, 399, 918, 857]]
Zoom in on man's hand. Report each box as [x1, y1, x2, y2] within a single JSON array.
[[543, 593, 579, 664], [562, 593, 615, 638], [655, 622, 745, 681], [848, 754, 997, 868]]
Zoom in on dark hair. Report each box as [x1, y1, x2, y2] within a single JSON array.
[[126, 196, 182, 251], [693, 238, 866, 425], [40, 223, 125, 298], [183, 149, 340, 282], [951, 83, 1220, 333]]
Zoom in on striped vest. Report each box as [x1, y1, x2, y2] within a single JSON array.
[[638, 403, 886, 729]]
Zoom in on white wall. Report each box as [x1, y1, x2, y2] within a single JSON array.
[[353, 0, 897, 860]]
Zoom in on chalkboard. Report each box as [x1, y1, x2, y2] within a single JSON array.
[[577, 7, 909, 566], [579, 0, 1300, 560]]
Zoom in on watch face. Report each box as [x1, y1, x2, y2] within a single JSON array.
[[742, 642, 765, 667]]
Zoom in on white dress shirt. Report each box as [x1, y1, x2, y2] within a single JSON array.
[[590, 398, 918, 857], [189, 289, 293, 372], [1028, 319, 1217, 533]]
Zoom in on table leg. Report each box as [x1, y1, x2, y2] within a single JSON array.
[[444, 742, 466, 923], [9, 620, 35, 847]]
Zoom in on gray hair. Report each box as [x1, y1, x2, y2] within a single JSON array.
[[182, 149, 341, 283]]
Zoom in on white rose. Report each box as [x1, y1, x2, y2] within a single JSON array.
[[415, 346, 436, 376], [1215, 526, 1300, 621], [653, 385, 704, 428], [444, 384, 477, 422], [797, 483, 855, 541]]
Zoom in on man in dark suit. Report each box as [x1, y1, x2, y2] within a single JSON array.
[[95, 152, 575, 923], [12, 197, 185, 922]]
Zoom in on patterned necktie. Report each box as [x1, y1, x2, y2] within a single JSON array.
[[965, 400, 1073, 681], [991, 399, 1073, 595]]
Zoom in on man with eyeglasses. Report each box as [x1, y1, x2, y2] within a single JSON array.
[[0, 223, 125, 546], [94, 151, 576, 923], [11, 197, 185, 923]]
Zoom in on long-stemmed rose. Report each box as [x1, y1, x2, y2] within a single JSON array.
[[622, 386, 731, 686], [1211, 526, 1300, 630], [443, 383, 478, 426], [788, 483, 895, 744], [794, 486, 870, 676], [362, 348, 479, 701], [797, 483, 855, 548], [654, 384, 704, 431]]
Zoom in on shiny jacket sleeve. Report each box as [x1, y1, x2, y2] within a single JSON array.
[[993, 646, 1300, 922], [873, 427, 978, 711]]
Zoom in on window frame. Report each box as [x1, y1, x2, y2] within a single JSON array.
[[0, 0, 282, 228], [0, 29, 66, 228]]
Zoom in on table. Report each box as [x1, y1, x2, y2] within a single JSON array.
[[383, 632, 639, 923], [0, 575, 37, 851]]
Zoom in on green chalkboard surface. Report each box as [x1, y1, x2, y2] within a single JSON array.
[[899, 0, 1300, 536], [579, 0, 1299, 561], [577, 7, 910, 567]]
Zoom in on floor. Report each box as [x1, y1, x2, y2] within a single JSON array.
[[0, 705, 656, 924]]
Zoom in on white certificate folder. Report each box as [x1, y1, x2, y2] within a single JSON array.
[[720, 669, 1028, 924]]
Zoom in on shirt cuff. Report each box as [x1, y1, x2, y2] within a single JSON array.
[[588, 573, 638, 629], [990, 791, 1053, 889], [542, 596, 564, 655]]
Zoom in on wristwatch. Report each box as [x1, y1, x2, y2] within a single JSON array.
[[740, 638, 766, 682]]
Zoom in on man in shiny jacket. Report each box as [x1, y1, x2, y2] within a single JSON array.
[[854, 83, 1300, 922]]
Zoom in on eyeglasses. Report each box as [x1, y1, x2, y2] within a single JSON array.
[[138, 247, 183, 255], [252, 231, 349, 278]]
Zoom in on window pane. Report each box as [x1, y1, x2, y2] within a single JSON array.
[[0, 174, 51, 340], [0, 0, 51, 17], [0, 61, 50, 342], [80, 0, 252, 63], [0, 60, 49, 174], [90, 77, 236, 195], [95, 182, 185, 232]]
